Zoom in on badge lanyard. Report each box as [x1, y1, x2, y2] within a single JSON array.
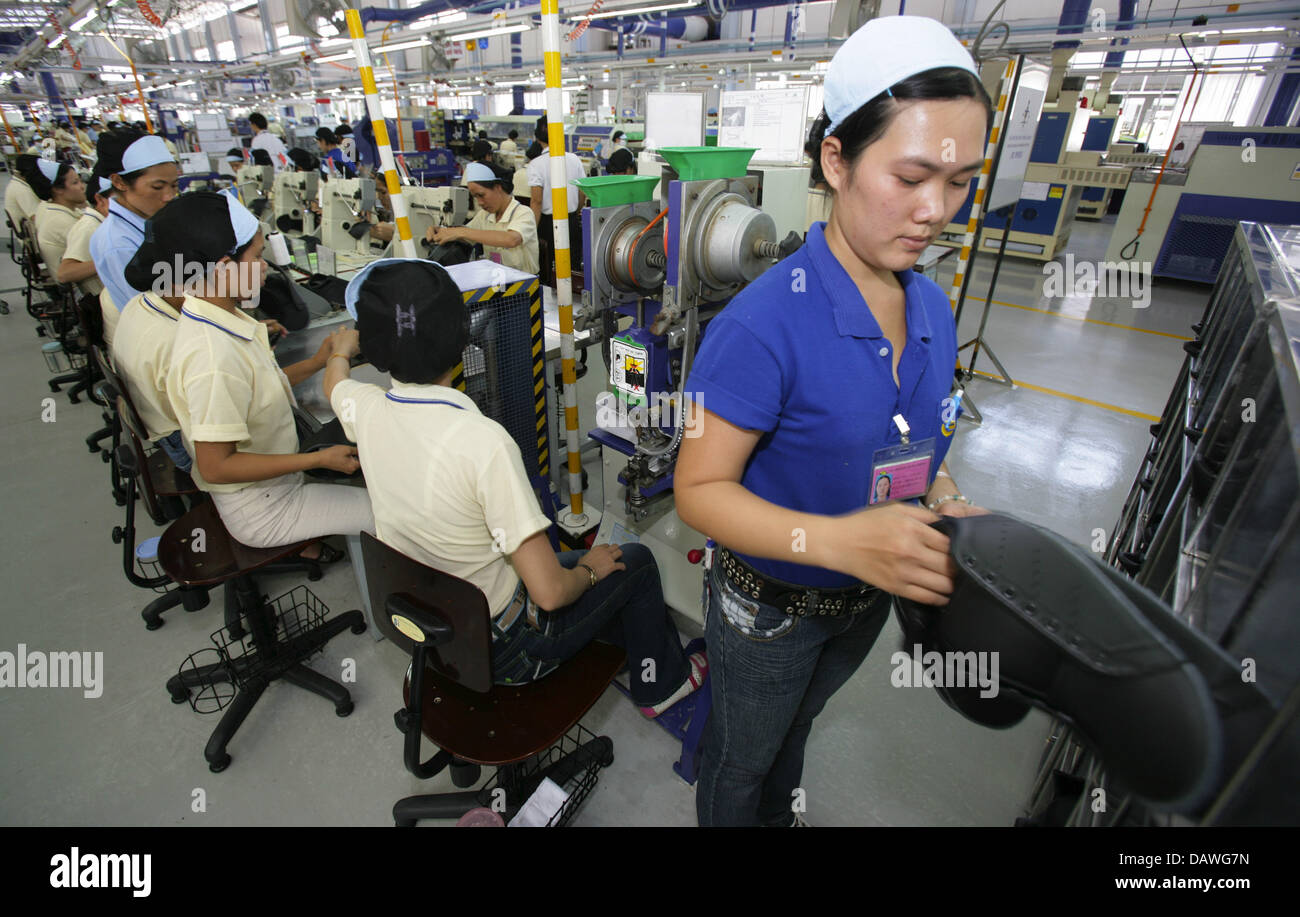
[[868, 413, 936, 504]]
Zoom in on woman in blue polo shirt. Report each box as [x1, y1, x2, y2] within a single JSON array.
[[675, 16, 994, 827]]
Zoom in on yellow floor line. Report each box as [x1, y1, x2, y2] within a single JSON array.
[[961, 367, 1161, 422], [964, 295, 1193, 341]]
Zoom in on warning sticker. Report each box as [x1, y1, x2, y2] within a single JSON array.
[[610, 337, 649, 405]]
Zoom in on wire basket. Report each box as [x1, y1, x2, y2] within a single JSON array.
[[173, 647, 237, 714], [209, 585, 328, 690], [482, 723, 612, 827], [136, 537, 175, 595]]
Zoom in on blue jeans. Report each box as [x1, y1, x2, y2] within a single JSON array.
[[696, 562, 892, 826], [490, 543, 690, 707], [157, 431, 192, 474]]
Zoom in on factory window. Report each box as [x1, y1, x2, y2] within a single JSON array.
[[492, 94, 514, 116], [524, 91, 544, 110], [216, 40, 235, 61], [275, 24, 304, 50]]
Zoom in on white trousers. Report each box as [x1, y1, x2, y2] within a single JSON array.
[[211, 472, 374, 549]]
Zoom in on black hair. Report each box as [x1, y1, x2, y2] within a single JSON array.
[[226, 146, 244, 160], [525, 140, 542, 160], [477, 130, 487, 139], [334, 123, 352, 136], [807, 66, 993, 186], [612, 130, 624, 142], [250, 148, 273, 167], [248, 112, 268, 130], [315, 126, 337, 144], [95, 127, 144, 176], [471, 139, 493, 162], [534, 118, 548, 143], [288, 147, 318, 172], [508, 129, 518, 140], [87, 165, 114, 206], [607, 148, 636, 175]]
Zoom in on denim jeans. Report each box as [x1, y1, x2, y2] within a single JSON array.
[[157, 430, 192, 474], [696, 561, 892, 826], [490, 543, 689, 707]]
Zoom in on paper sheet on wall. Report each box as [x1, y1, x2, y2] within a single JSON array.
[[717, 88, 809, 164]]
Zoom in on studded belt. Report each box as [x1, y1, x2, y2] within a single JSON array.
[[716, 547, 882, 617]]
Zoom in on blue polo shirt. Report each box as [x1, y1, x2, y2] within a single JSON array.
[[686, 221, 960, 589], [88, 197, 147, 314]]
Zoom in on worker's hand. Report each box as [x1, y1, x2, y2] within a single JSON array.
[[932, 499, 990, 519], [576, 543, 625, 583], [431, 226, 461, 245], [314, 328, 349, 366], [424, 224, 437, 243], [312, 444, 361, 475], [309, 201, 321, 214], [818, 503, 957, 605], [261, 318, 287, 337], [330, 327, 361, 360]]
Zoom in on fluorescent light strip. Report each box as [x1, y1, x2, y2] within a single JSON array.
[[579, 1, 699, 20], [316, 51, 355, 64], [376, 38, 432, 53], [447, 23, 530, 42]]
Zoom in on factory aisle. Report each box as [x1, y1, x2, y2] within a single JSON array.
[[0, 184, 1206, 825]]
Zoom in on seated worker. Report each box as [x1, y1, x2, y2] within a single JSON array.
[[315, 127, 357, 179], [58, 171, 113, 339], [334, 123, 357, 165], [89, 130, 179, 316], [287, 148, 319, 173], [428, 162, 538, 275], [362, 182, 396, 245], [459, 140, 495, 189], [606, 148, 637, 176], [5, 154, 42, 237], [499, 129, 519, 154], [324, 259, 706, 712], [159, 191, 373, 555], [30, 158, 86, 271], [225, 147, 246, 176]]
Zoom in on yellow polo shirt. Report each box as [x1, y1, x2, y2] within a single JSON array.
[[166, 295, 300, 494], [113, 292, 183, 440], [329, 380, 550, 617], [4, 177, 39, 233], [61, 208, 105, 297], [465, 198, 539, 276], [34, 200, 82, 272]]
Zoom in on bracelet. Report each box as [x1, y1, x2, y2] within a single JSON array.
[[328, 353, 352, 362], [578, 563, 597, 587], [927, 494, 972, 512]]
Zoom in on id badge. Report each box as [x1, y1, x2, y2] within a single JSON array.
[[869, 438, 936, 504]]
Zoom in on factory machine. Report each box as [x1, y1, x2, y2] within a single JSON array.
[[943, 78, 1130, 261], [320, 177, 382, 255], [236, 164, 275, 220], [1103, 125, 1300, 284], [272, 169, 319, 236], [1074, 94, 1124, 220], [573, 147, 799, 623], [401, 184, 470, 245]]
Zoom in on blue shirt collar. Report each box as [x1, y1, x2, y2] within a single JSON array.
[[805, 221, 934, 344], [107, 197, 147, 235]]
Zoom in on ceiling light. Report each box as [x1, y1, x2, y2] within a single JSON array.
[[578, 1, 698, 20], [376, 38, 432, 54], [446, 23, 530, 42], [316, 51, 355, 64]]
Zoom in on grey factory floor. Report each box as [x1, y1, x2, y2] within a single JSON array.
[[0, 179, 1203, 827]]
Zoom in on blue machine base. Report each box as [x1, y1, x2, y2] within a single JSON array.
[[610, 637, 711, 785]]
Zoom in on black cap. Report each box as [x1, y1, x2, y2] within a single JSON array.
[[608, 148, 635, 174], [122, 192, 240, 293], [350, 260, 468, 384]]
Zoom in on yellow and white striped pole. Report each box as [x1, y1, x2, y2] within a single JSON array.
[[345, 8, 417, 259], [541, 0, 586, 523], [947, 57, 1018, 314]]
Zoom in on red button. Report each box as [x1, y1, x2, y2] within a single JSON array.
[[687, 549, 704, 564]]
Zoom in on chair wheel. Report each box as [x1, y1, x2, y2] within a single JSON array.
[[335, 700, 354, 717], [101, 450, 111, 463], [208, 754, 231, 773], [350, 621, 367, 635], [307, 566, 323, 582], [395, 819, 415, 827], [48, 381, 59, 392], [87, 443, 98, 454], [67, 394, 80, 404], [145, 619, 164, 631], [114, 493, 127, 506], [169, 690, 189, 704]]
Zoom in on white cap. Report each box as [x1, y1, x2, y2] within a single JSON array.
[[98, 176, 112, 193], [463, 162, 497, 185], [120, 134, 175, 173], [36, 158, 59, 183], [220, 188, 261, 250], [824, 16, 978, 137]]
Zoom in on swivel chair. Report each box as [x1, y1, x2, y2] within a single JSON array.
[[360, 533, 624, 826]]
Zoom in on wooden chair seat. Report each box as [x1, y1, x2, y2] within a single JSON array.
[[147, 449, 199, 497], [403, 640, 625, 767], [158, 500, 314, 587]]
